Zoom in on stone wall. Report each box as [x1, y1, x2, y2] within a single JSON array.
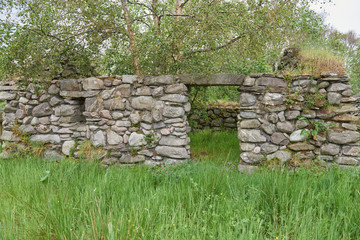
[[238, 73, 360, 168], [0, 73, 359, 168], [189, 104, 239, 130], [0, 76, 191, 165]]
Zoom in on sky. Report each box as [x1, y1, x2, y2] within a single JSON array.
[[310, 0, 360, 35]]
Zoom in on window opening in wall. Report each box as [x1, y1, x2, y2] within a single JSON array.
[[188, 86, 240, 166]]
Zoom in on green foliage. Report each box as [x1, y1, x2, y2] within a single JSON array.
[[77, 140, 106, 161], [298, 116, 333, 140], [1, 155, 360, 239], [0, 0, 328, 81], [144, 130, 160, 148]]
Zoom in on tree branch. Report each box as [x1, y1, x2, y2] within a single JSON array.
[[185, 34, 246, 57]]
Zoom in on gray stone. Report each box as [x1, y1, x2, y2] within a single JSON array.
[[260, 143, 278, 154], [32, 103, 53, 117], [103, 97, 125, 110], [145, 75, 175, 85], [240, 112, 259, 119], [100, 89, 115, 100], [302, 110, 316, 118], [152, 87, 164, 97], [285, 110, 300, 120], [238, 129, 266, 143], [129, 132, 146, 146], [163, 106, 185, 118], [240, 152, 264, 164], [159, 136, 187, 146], [342, 146, 360, 156], [241, 143, 256, 152], [267, 150, 291, 163], [243, 76, 255, 86], [256, 77, 287, 88], [0, 92, 16, 101], [19, 97, 29, 104], [289, 129, 309, 142], [342, 89, 354, 97], [165, 84, 187, 94], [328, 83, 351, 92], [261, 122, 276, 135], [333, 105, 358, 114], [39, 94, 51, 102], [107, 130, 123, 145], [115, 84, 131, 98], [130, 112, 141, 124], [271, 132, 289, 145], [91, 131, 106, 147], [328, 92, 342, 105], [342, 123, 357, 131], [295, 120, 309, 129], [0, 131, 18, 141], [60, 91, 99, 98], [155, 146, 189, 159], [60, 79, 82, 91], [115, 120, 131, 127], [278, 111, 285, 122], [135, 86, 151, 96], [39, 117, 50, 125], [55, 105, 80, 117], [335, 157, 358, 165], [288, 143, 315, 151], [276, 121, 294, 133], [320, 143, 340, 156], [48, 84, 60, 95], [131, 96, 155, 110], [240, 93, 257, 107], [83, 77, 104, 90], [112, 112, 124, 120], [327, 131, 360, 144], [31, 117, 40, 125], [240, 119, 261, 129], [120, 154, 146, 163], [62, 140, 75, 156], [160, 94, 188, 103], [31, 134, 61, 144], [263, 93, 284, 106], [49, 96, 62, 106], [318, 81, 330, 89], [122, 75, 137, 84], [141, 111, 153, 123], [100, 110, 112, 119], [268, 113, 278, 123]]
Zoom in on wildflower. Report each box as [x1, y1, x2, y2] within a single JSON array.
[[220, 193, 223, 195]]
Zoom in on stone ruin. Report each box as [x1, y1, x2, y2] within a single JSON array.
[[0, 73, 359, 168]]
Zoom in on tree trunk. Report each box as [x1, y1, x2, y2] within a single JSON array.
[[121, 0, 141, 75]]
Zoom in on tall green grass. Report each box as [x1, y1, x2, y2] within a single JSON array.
[[0, 130, 360, 239]]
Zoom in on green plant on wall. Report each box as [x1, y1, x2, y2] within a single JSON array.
[[144, 131, 160, 148], [298, 116, 333, 140]]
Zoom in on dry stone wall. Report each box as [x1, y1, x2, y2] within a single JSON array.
[[0, 75, 191, 165], [0, 73, 359, 168], [238, 73, 360, 168]]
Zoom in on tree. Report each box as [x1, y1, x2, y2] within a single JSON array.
[[0, 0, 329, 81]]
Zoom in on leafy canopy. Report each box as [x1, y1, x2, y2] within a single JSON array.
[[0, 0, 328, 81]]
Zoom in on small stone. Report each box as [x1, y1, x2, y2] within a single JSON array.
[[160, 128, 171, 135], [120, 154, 145, 163], [152, 87, 164, 97], [327, 131, 360, 144], [155, 146, 189, 159], [342, 123, 357, 131], [135, 86, 151, 96], [267, 150, 291, 163], [103, 97, 125, 110], [100, 110, 112, 119], [261, 143, 278, 154], [342, 146, 360, 156], [240, 112, 259, 119], [261, 122, 276, 135], [30, 134, 61, 144], [49, 96, 62, 106], [238, 129, 266, 143], [122, 75, 137, 84], [91, 131, 106, 147], [241, 143, 256, 152], [159, 136, 187, 146], [285, 110, 300, 120], [129, 132, 146, 146], [328, 92, 342, 105], [240, 152, 264, 164], [333, 114, 358, 122], [163, 106, 185, 118], [131, 96, 155, 110], [328, 83, 350, 92], [278, 111, 285, 122], [0, 92, 16, 101], [318, 155, 334, 162], [320, 143, 340, 156], [240, 119, 261, 129], [288, 143, 315, 151], [342, 89, 353, 97], [318, 81, 330, 88], [48, 84, 60, 95], [107, 130, 123, 145], [263, 93, 284, 106], [240, 93, 257, 107], [62, 140, 75, 156], [112, 112, 124, 120], [32, 103, 53, 117], [289, 129, 309, 142], [271, 132, 289, 145], [276, 121, 294, 133], [243, 76, 255, 86], [165, 84, 187, 94], [335, 157, 358, 165]]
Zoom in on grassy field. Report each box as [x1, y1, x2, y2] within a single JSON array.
[[0, 130, 360, 239]]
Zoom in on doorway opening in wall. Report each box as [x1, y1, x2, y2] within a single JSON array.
[[188, 86, 240, 166]]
